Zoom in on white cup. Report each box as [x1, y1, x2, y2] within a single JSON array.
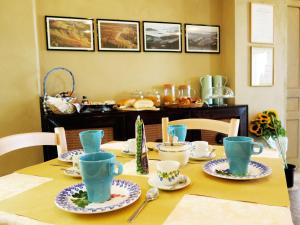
[[126, 138, 137, 153], [192, 141, 209, 157], [156, 160, 180, 186]]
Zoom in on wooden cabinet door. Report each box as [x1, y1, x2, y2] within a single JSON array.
[[287, 4, 300, 166]]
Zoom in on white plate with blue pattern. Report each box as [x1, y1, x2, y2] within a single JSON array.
[[58, 149, 84, 163], [55, 179, 141, 214], [203, 158, 272, 180]]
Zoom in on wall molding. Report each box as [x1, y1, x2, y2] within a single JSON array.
[[287, 0, 300, 7]]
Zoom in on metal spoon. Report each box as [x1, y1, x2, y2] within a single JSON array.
[[50, 164, 69, 167], [128, 187, 159, 223], [208, 149, 216, 158]]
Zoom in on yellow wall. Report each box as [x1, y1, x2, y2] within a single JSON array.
[[234, 0, 287, 122], [36, 0, 223, 100], [221, 0, 236, 99], [0, 0, 43, 175]]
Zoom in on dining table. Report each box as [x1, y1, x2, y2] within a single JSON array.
[[0, 141, 294, 225]]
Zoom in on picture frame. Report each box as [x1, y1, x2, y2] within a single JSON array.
[[97, 19, 140, 52], [45, 16, 94, 51], [185, 24, 220, 53], [251, 3, 274, 44], [251, 47, 274, 86], [143, 21, 182, 52]]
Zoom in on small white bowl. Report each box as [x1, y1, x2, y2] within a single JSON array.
[[157, 143, 191, 166]]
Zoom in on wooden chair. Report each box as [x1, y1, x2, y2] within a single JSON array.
[[0, 127, 68, 156], [162, 117, 240, 143]]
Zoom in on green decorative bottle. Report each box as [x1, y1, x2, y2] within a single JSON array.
[[135, 116, 149, 175]]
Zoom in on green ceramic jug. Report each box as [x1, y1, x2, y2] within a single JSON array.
[[212, 75, 227, 105], [200, 75, 212, 105]]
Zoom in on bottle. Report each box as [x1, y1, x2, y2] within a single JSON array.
[[135, 116, 149, 175]]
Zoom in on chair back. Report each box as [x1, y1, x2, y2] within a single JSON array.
[[0, 127, 68, 156], [162, 117, 240, 143]]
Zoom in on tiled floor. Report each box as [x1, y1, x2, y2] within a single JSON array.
[[289, 169, 300, 225]]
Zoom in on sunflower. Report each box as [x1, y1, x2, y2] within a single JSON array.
[[256, 127, 263, 136], [264, 110, 278, 119], [257, 112, 271, 124], [249, 122, 262, 136]]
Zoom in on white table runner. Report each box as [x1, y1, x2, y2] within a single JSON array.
[[0, 211, 53, 225], [0, 173, 53, 225], [163, 194, 293, 225], [102, 141, 280, 158], [123, 159, 157, 177], [0, 173, 52, 202]]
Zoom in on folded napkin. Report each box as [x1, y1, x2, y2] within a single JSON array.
[[123, 159, 157, 177], [0, 173, 52, 202], [163, 194, 293, 225], [0, 211, 53, 225], [101, 142, 127, 152]]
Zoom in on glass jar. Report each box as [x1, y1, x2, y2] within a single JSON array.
[[131, 90, 144, 99], [145, 90, 161, 107], [177, 84, 195, 105], [163, 84, 176, 105]]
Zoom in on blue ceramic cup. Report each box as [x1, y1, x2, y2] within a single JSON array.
[[223, 136, 263, 176], [168, 124, 187, 142], [79, 130, 104, 154], [79, 152, 123, 203]]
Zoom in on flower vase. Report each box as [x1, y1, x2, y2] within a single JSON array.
[[265, 136, 288, 161], [265, 136, 295, 187], [285, 164, 296, 188]]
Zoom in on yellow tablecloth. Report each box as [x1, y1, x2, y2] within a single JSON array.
[[0, 145, 290, 225]]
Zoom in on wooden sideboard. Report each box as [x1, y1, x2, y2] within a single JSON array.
[[40, 104, 248, 161]]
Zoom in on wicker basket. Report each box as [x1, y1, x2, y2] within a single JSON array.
[[42, 67, 76, 114]]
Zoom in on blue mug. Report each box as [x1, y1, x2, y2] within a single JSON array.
[[223, 136, 263, 176], [79, 152, 123, 203], [168, 124, 187, 142], [79, 130, 104, 154]]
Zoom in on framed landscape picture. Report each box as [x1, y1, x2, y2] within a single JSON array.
[[143, 21, 182, 52], [45, 16, 94, 51], [185, 24, 220, 53], [97, 19, 140, 52]]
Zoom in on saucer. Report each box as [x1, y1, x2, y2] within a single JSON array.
[[189, 152, 216, 161], [190, 145, 215, 161], [64, 167, 81, 178], [148, 174, 191, 191], [58, 149, 84, 163]]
